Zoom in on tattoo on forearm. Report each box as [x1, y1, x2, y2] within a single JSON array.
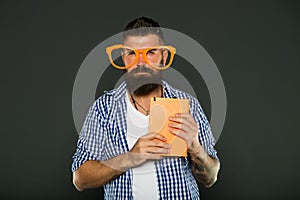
[[191, 157, 206, 174], [190, 155, 211, 185]]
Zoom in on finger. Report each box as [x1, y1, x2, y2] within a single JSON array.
[[169, 128, 186, 140], [127, 152, 162, 164], [146, 146, 170, 154], [142, 132, 158, 138], [144, 153, 163, 160], [144, 132, 167, 142], [177, 113, 198, 126], [169, 116, 194, 128], [169, 115, 183, 123], [169, 115, 196, 128], [174, 113, 190, 118], [169, 122, 199, 135], [168, 122, 191, 133], [148, 139, 171, 149]]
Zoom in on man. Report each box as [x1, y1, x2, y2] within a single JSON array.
[[72, 17, 220, 200]]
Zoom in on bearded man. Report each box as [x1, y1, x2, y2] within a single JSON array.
[[71, 16, 220, 200]]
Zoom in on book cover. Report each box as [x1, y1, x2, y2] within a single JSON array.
[[148, 97, 190, 157]]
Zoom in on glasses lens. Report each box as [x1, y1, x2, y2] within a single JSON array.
[[122, 48, 137, 68], [110, 47, 136, 68], [146, 47, 173, 68]]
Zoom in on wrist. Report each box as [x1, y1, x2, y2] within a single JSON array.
[[188, 138, 201, 154], [120, 153, 135, 170], [105, 153, 133, 172], [188, 139, 207, 161]]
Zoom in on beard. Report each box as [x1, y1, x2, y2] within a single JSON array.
[[124, 65, 162, 96]]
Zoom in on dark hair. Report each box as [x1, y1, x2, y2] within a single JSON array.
[[123, 17, 165, 44]]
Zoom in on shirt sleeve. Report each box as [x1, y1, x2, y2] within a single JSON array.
[[71, 101, 107, 172], [191, 97, 219, 160]]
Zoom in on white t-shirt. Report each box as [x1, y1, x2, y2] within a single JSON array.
[[126, 93, 158, 200]]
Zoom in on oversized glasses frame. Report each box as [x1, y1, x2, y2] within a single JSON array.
[[106, 44, 176, 70]]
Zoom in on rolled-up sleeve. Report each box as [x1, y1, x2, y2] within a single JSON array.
[[71, 101, 107, 172], [191, 97, 219, 160]]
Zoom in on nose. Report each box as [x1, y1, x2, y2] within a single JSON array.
[[136, 51, 146, 66]]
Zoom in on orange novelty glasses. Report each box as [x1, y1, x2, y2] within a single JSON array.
[[106, 44, 176, 70]]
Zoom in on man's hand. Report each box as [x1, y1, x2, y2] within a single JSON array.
[[73, 133, 171, 191], [129, 132, 171, 167], [168, 113, 220, 187], [168, 113, 205, 155]]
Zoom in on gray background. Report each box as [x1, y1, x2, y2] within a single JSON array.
[[1, 0, 300, 199]]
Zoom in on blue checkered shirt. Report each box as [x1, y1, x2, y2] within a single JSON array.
[[72, 80, 218, 200]]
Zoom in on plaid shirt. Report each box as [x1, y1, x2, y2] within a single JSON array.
[[72, 81, 218, 200]]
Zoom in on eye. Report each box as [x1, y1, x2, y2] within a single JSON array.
[[128, 50, 135, 55], [148, 48, 158, 55], [124, 49, 135, 56]]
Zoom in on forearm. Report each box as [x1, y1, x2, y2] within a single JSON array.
[[73, 132, 168, 191], [190, 153, 220, 187], [73, 153, 132, 191], [189, 142, 220, 187]]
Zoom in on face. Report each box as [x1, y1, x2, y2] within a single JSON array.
[[123, 34, 166, 96], [123, 34, 167, 72]]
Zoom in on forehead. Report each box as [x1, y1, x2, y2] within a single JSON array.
[[123, 34, 161, 49]]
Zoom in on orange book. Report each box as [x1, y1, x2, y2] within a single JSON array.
[[148, 97, 190, 157]]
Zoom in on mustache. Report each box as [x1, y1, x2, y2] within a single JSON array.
[[129, 66, 155, 75]]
